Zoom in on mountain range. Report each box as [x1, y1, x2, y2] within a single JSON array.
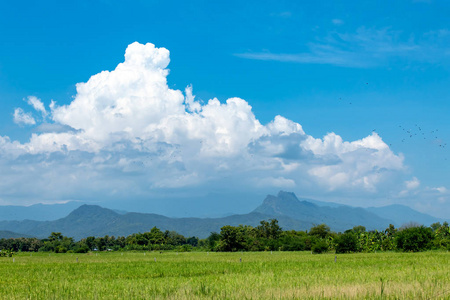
[[0, 191, 446, 240], [0, 202, 84, 221]]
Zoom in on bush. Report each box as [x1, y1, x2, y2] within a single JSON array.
[[396, 226, 433, 252], [312, 240, 328, 254], [55, 246, 67, 253], [180, 244, 192, 252], [335, 232, 358, 254], [74, 246, 90, 253], [279, 236, 307, 251], [0, 249, 14, 257]]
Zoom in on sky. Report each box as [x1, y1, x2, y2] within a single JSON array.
[[0, 0, 449, 219]]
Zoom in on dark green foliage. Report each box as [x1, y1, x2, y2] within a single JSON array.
[[74, 245, 90, 253], [396, 226, 433, 252], [37, 232, 74, 253], [279, 230, 307, 251], [255, 219, 282, 240], [0, 237, 42, 252], [0, 219, 448, 254], [0, 249, 14, 257], [165, 230, 186, 246], [347, 225, 366, 234], [311, 239, 328, 254], [218, 225, 247, 252], [432, 222, 450, 250], [186, 236, 199, 247], [206, 232, 220, 250], [335, 232, 358, 253], [308, 224, 331, 239]]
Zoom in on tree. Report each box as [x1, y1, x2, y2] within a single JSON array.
[[396, 226, 433, 252], [433, 222, 450, 250], [308, 224, 330, 239], [146, 227, 165, 245], [206, 232, 220, 250], [219, 225, 246, 252], [430, 222, 442, 232], [84, 236, 96, 250], [186, 236, 199, 247], [349, 225, 366, 234], [279, 230, 308, 251], [335, 232, 358, 253], [256, 219, 282, 240], [49, 232, 63, 241], [312, 239, 328, 254], [164, 231, 186, 246]]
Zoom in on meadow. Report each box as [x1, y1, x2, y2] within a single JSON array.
[[0, 251, 449, 299]]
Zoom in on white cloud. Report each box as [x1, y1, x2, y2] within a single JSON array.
[[235, 27, 450, 68], [255, 176, 296, 188], [27, 96, 47, 117], [398, 177, 420, 197], [406, 177, 420, 190], [392, 184, 450, 219], [0, 42, 413, 207], [434, 186, 448, 194], [13, 108, 36, 125], [332, 19, 344, 25]]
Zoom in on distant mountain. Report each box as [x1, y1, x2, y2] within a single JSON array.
[[0, 202, 84, 221], [0, 230, 34, 239], [253, 191, 393, 231], [366, 204, 447, 227], [300, 198, 347, 208], [0, 204, 311, 240], [0, 191, 445, 240]]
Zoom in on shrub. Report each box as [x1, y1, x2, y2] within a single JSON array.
[[396, 226, 433, 252], [55, 246, 67, 253], [335, 232, 358, 254], [312, 240, 328, 254], [74, 246, 90, 253], [0, 249, 14, 257]]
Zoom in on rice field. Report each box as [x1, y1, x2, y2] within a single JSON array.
[[0, 251, 449, 299]]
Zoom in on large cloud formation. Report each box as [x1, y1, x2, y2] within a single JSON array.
[[0, 42, 422, 209]]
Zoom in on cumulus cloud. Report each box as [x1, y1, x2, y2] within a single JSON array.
[[406, 177, 420, 190], [0, 42, 416, 208], [398, 177, 420, 197], [13, 108, 36, 125]]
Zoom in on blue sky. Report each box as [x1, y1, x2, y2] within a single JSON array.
[[0, 0, 449, 218]]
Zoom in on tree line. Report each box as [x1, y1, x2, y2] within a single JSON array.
[[1, 220, 449, 255]]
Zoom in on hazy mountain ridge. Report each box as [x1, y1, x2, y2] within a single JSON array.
[[0, 205, 311, 240], [366, 204, 447, 228], [0, 202, 84, 221], [0, 191, 446, 240], [253, 191, 393, 230], [0, 230, 35, 239]]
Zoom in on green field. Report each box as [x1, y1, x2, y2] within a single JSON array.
[[0, 251, 449, 299]]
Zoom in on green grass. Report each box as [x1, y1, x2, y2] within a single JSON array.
[[0, 251, 449, 299]]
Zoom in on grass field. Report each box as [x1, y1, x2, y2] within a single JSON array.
[[0, 251, 449, 299]]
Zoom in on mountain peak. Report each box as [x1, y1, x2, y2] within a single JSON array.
[[254, 191, 304, 216], [277, 191, 299, 201], [66, 204, 119, 220]]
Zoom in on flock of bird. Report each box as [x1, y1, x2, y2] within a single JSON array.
[[398, 125, 446, 148], [336, 83, 447, 157]]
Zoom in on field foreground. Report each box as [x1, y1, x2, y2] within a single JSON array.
[[0, 251, 449, 299]]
